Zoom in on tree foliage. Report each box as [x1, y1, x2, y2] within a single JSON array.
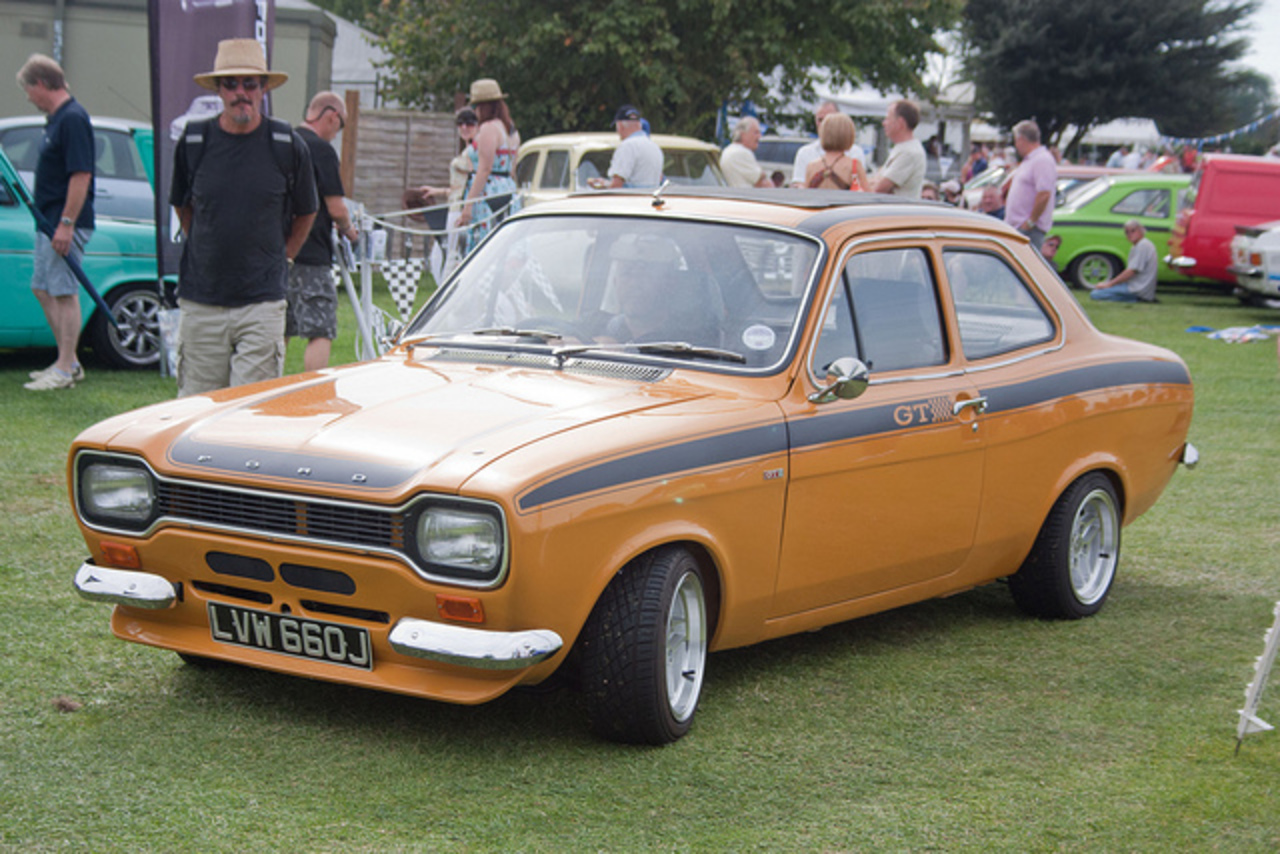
[[961, 0, 1257, 152], [372, 0, 961, 139]]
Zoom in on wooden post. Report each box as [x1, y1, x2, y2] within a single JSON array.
[[340, 89, 360, 196]]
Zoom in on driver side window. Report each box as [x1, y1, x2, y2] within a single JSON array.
[[813, 247, 946, 376]]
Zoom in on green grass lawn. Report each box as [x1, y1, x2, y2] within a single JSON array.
[[2, 281, 1278, 851]]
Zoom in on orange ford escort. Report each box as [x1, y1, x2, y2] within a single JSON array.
[[70, 188, 1197, 744]]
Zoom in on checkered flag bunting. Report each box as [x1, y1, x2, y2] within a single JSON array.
[[381, 259, 426, 320]]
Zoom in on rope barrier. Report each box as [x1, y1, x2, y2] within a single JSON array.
[[360, 191, 517, 238]]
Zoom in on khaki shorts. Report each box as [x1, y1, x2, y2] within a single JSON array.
[[177, 299, 286, 397]]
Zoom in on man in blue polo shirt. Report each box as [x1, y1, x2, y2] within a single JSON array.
[[17, 53, 95, 391]]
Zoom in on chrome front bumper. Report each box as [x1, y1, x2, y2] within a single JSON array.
[[389, 618, 562, 670], [73, 562, 562, 671], [74, 563, 176, 609]]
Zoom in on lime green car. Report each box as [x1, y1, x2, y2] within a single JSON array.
[[1050, 173, 1190, 289], [0, 122, 168, 369]]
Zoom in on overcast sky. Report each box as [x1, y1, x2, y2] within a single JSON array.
[[1243, 0, 1280, 99]]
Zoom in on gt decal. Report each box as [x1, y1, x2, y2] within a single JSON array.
[[893, 395, 956, 427]]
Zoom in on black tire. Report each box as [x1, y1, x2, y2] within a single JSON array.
[[87, 281, 163, 369], [1068, 252, 1121, 290], [579, 546, 709, 745], [1010, 472, 1121, 620]]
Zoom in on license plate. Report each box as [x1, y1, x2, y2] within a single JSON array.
[[207, 602, 372, 670]]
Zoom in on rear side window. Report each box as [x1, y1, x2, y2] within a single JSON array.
[[95, 129, 146, 181], [1112, 187, 1170, 219], [944, 249, 1055, 361]]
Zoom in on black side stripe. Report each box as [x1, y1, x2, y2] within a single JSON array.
[[517, 423, 788, 512], [515, 359, 1190, 512], [982, 360, 1191, 414]]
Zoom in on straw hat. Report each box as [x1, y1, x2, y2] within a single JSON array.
[[469, 78, 506, 104], [194, 38, 288, 92]]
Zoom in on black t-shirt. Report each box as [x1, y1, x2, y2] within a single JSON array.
[[295, 125, 346, 267], [35, 97, 95, 229], [170, 118, 317, 306]]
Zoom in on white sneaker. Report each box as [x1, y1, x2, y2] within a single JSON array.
[[29, 364, 85, 382], [24, 368, 76, 390]]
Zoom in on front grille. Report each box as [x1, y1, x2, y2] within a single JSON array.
[[157, 481, 406, 551]]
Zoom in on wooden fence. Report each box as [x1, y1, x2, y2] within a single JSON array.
[[342, 104, 459, 260]]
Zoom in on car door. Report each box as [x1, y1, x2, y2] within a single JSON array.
[[0, 175, 43, 346], [772, 241, 986, 618]]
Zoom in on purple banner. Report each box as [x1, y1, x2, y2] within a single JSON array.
[[147, 0, 275, 280]]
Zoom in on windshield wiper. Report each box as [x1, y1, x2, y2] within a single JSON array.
[[552, 341, 745, 364], [468, 326, 565, 342], [635, 341, 747, 363]]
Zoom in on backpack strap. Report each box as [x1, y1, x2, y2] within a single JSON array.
[[266, 116, 298, 195], [181, 116, 213, 195], [182, 115, 297, 191]]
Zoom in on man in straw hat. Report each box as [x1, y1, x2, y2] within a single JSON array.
[[169, 38, 318, 397]]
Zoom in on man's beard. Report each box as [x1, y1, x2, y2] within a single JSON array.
[[227, 98, 256, 125]]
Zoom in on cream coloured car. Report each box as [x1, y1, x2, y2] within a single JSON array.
[[515, 132, 725, 205]]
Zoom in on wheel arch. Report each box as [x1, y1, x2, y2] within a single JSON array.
[[1044, 456, 1130, 527], [587, 531, 725, 644]]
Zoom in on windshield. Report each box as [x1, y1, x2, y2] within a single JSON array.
[[1060, 177, 1110, 210], [405, 214, 823, 372]]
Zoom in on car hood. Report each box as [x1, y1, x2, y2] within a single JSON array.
[[84, 355, 711, 496]]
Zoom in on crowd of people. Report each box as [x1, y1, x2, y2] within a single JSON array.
[[19, 41, 1197, 394]]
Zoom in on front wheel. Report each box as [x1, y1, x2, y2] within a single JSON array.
[[1010, 472, 1121, 620], [87, 282, 163, 369], [1069, 252, 1121, 290], [579, 546, 709, 744]]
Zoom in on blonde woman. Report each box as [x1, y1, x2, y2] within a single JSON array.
[[804, 113, 866, 191]]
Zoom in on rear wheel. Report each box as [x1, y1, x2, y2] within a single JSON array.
[[579, 546, 708, 744], [1069, 252, 1121, 290], [1010, 473, 1121, 620], [87, 282, 163, 369]]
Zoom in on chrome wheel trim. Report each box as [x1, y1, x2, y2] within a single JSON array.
[[1069, 487, 1119, 605], [664, 570, 707, 723], [108, 288, 163, 366]]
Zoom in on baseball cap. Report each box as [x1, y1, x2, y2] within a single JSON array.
[[614, 104, 642, 123]]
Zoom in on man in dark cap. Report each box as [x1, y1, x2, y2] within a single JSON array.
[[604, 104, 663, 188]]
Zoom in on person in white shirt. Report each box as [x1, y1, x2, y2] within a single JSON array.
[[790, 101, 865, 187], [720, 117, 771, 188], [604, 104, 663, 188], [870, 100, 925, 199]]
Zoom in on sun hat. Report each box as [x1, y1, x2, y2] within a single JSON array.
[[193, 38, 288, 92], [469, 78, 506, 104], [614, 104, 642, 123]]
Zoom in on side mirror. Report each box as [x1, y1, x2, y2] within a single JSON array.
[[808, 357, 870, 404]]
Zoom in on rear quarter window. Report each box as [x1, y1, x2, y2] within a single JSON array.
[[944, 249, 1056, 361]]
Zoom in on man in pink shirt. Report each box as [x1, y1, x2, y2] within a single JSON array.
[[1003, 120, 1056, 251]]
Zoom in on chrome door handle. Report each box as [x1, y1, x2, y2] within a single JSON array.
[[953, 396, 988, 416]]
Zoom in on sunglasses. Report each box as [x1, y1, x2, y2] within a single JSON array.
[[218, 76, 263, 92], [457, 119, 478, 128], [317, 105, 345, 130]]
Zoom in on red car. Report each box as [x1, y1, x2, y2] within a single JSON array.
[[1167, 154, 1280, 285]]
